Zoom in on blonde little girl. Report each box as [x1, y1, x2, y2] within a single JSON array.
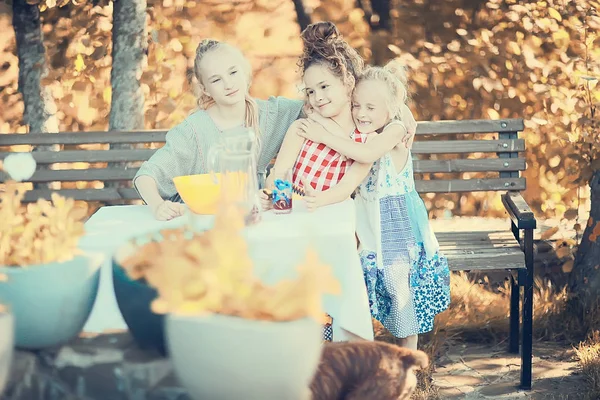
[[297, 62, 451, 350]]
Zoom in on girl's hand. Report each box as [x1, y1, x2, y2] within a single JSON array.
[[303, 103, 314, 117], [153, 200, 186, 221], [300, 177, 324, 212], [308, 111, 346, 137], [264, 172, 275, 190], [296, 118, 330, 144], [401, 104, 417, 149], [306, 111, 333, 127], [259, 189, 273, 211]]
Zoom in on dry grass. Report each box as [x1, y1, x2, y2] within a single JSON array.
[[436, 272, 581, 342], [575, 331, 600, 400], [410, 329, 445, 400], [371, 271, 594, 398]]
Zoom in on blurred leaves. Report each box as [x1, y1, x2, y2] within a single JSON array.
[[0, 0, 598, 223], [1, 0, 306, 134], [383, 0, 599, 221]]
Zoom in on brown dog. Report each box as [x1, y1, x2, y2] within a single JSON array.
[[310, 341, 429, 400]]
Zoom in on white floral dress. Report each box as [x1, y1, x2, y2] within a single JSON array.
[[355, 139, 451, 338]]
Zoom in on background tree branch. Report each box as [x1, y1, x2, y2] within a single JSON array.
[[292, 0, 311, 33]]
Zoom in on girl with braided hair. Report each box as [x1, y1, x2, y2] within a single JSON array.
[[134, 39, 304, 220]]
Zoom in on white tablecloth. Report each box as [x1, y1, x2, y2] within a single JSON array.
[[80, 199, 374, 341]]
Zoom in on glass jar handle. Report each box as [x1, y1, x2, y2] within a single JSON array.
[[206, 144, 222, 184]]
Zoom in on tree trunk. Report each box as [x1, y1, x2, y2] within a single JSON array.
[[109, 0, 147, 137], [108, 0, 147, 189], [569, 169, 600, 329], [370, 0, 391, 30], [357, 0, 392, 65], [292, 0, 311, 33], [12, 0, 59, 138]]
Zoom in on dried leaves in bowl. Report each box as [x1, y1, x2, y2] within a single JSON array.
[[120, 203, 341, 323], [0, 181, 87, 267]]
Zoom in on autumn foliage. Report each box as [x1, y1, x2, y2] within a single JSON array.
[[0, 0, 598, 221]]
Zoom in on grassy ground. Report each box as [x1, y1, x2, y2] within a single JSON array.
[[372, 271, 600, 399], [575, 331, 600, 400]]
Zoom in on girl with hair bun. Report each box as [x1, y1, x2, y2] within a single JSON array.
[[264, 21, 371, 207], [297, 60, 450, 350]]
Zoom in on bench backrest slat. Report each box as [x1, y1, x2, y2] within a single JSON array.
[[18, 178, 525, 201], [22, 188, 139, 202], [3, 166, 526, 188], [0, 155, 526, 175], [414, 158, 525, 173], [0, 139, 526, 161], [10, 168, 138, 183], [417, 177, 525, 193], [0, 149, 156, 164], [412, 139, 524, 154], [415, 119, 524, 135], [0, 131, 166, 146]]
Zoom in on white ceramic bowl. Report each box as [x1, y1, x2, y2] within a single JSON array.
[[167, 314, 322, 400], [0, 311, 13, 396]]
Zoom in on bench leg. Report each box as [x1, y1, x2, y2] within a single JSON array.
[[509, 272, 520, 354], [509, 220, 520, 354], [511, 220, 520, 241], [520, 228, 534, 390]]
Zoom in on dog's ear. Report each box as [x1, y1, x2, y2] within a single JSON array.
[[398, 348, 429, 371]]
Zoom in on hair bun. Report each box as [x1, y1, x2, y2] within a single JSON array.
[[384, 59, 408, 86], [301, 21, 341, 47]]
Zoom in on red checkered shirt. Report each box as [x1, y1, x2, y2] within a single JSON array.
[[292, 129, 368, 191]]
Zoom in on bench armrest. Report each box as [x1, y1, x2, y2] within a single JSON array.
[[502, 191, 536, 230]]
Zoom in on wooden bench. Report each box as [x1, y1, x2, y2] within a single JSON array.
[[0, 118, 536, 389]]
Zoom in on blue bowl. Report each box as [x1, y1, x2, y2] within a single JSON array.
[[0, 253, 102, 349], [112, 239, 166, 356]]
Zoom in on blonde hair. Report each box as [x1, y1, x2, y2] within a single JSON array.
[[192, 39, 261, 146], [358, 59, 409, 120]]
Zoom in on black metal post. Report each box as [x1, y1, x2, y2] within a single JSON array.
[[503, 129, 522, 357], [511, 219, 519, 241], [509, 270, 520, 354], [520, 228, 534, 389]]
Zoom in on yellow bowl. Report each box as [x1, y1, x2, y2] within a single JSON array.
[[173, 174, 221, 215]]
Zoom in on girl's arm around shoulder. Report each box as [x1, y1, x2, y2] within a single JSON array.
[[313, 122, 407, 164], [306, 161, 372, 210], [383, 122, 410, 156]]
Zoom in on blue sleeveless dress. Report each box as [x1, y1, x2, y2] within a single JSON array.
[[355, 148, 451, 337]]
